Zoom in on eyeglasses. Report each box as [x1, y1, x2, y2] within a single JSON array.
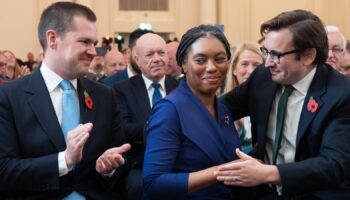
[[260, 47, 301, 64], [329, 48, 344, 56], [0, 62, 6, 67]]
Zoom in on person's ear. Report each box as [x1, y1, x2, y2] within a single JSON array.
[[133, 52, 139, 65], [47, 30, 58, 50], [301, 48, 317, 66], [126, 48, 131, 55], [181, 61, 188, 73], [233, 67, 237, 76]]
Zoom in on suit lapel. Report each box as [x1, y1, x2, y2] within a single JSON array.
[[76, 78, 97, 168], [296, 65, 326, 147], [78, 78, 96, 124], [256, 81, 279, 160], [132, 75, 151, 119], [25, 70, 66, 151], [175, 82, 237, 164], [129, 75, 178, 120], [164, 75, 179, 95]]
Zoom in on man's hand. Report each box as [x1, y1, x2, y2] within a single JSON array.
[[214, 148, 281, 186], [95, 143, 131, 175], [65, 123, 93, 168]]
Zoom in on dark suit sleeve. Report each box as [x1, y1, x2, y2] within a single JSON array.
[[0, 87, 60, 191], [107, 88, 130, 187], [278, 94, 350, 195], [143, 100, 188, 199], [110, 88, 126, 147], [219, 66, 264, 121], [113, 85, 145, 144]]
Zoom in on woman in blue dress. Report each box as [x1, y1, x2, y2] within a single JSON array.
[[143, 25, 241, 199]]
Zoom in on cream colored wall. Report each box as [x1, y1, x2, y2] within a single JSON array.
[[1, 0, 350, 60], [1, 0, 37, 60], [219, 0, 350, 46], [93, 0, 201, 39]]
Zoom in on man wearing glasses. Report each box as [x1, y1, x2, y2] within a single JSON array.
[[217, 10, 350, 199], [325, 25, 346, 71], [340, 40, 350, 78]]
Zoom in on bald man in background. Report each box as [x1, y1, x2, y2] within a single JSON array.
[[101, 29, 153, 86], [102, 50, 126, 78], [113, 33, 179, 200]]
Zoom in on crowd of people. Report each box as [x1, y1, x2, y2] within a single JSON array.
[[1, 1, 350, 200]]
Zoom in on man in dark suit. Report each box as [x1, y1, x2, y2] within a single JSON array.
[[113, 33, 179, 200], [100, 29, 153, 86], [0, 2, 130, 199], [215, 10, 350, 199]]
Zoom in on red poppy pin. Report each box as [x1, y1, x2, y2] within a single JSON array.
[[307, 96, 318, 113], [84, 90, 93, 110]]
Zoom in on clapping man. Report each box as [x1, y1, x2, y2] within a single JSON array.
[[0, 2, 130, 199]]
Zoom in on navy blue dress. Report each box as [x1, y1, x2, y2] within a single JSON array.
[[143, 81, 241, 199]]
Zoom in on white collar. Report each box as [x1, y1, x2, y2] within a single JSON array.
[[142, 74, 166, 91], [40, 62, 78, 92], [292, 66, 317, 96]]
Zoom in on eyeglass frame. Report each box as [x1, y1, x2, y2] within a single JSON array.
[[260, 47, 302, 64], [328, 47, 344, 56], [0, 62, 7, 67]]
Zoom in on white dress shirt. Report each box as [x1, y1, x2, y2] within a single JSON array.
[[265, 67, 316, 194], [40, 63, 79, 176], [127, 64, 137, 78], [265, 67, 316, 165]]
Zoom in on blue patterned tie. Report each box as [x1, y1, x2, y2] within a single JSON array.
[[151, 83, 162, 107], [59, 80, 85, 200]]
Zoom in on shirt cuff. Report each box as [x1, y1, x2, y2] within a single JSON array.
[[58, 151, 73, 176]]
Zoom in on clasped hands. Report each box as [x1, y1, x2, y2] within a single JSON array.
[[64, 123, 131, 175], [214, 148, 281, 187]]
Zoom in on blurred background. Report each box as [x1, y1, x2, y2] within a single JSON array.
[[1, 0, 350, 61]]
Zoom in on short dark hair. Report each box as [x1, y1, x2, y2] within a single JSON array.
[[129, 29, 154, 49], [260, 9, 328, 65], [38, 2, 97, 51], [176, 24, 231, 66], [127, 29, 153, 74]]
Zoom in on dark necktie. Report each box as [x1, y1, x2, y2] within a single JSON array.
[[151, 83, 162, 106], [59, 80, 80, 140], [272, 85, 294, 164]]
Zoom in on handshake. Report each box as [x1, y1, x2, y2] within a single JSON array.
[[214, 148, 281, 187]]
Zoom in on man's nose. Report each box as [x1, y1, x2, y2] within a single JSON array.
[[265, 55, 276, 67], [328, 49, 335, 57], [87, 44, 97, 56]]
